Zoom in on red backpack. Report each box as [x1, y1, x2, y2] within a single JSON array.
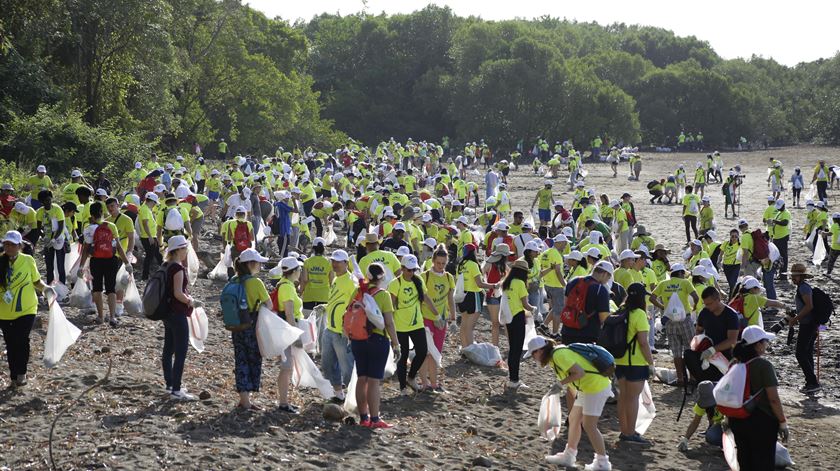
[[751, 229, 769, 261], [233, 221, 251, 252], [91, 223, 116, 259], [560, 278, 595, 329], [343, 281, 381, 341]]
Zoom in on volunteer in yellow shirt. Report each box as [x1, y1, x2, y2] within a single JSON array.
[[456, 244, 497, 347], [615, 283, 654, 443], [419, 248, 456, 392], [318, 249, 355, 398], [389, 255, 438, 393], [501, 259, 534, 389], [741, 276, 784, 328], [0, 230, 49, 387], [271, 255, 303, 413], [300, 240, 333, 309], [526, 336, 613, 470], [681, 185, 701, 244], [651, 264, 699, 386]]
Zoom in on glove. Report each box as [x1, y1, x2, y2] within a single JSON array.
[[678, 436, 689, 452], [700, 347, 716, 361], [778, 422, 789, 443], [547, 381, 564, 396], [649, 365, 657, 377], [392, 348, 401, 362], [293, 339, 303, 349]]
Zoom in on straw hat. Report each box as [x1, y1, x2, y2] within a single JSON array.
[[785, 262, 813, 278]]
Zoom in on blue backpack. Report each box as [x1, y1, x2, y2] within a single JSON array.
[[566, 343, 616, 377], [220, 274, 254, 331]]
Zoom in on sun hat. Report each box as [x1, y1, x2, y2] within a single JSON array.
[[670, 263, 686, 273], [635, 245, 651, 259], [785, 262, 813, 278], [565, 250, 584, 262], [165, 235, 189, 254], [742, 325, 775, 345], [329, 249, 349, 262], [742, 276, 761, 290], [396, 246, 411, 257], [523, 336, 549, 358], [279, 256, 301, 271], [240, 248, 269, 264], [635, 225, 649, 236], [594, 260, 614, 275], [36, 165, 46, 173], [401, 254, 419, 270], [313, 237, 326, 246], [691, 266, 709, 278], [491, 244, 512, 258], [456, 215, 469, 225], [525, 240, 542, 253], [1, 231, 23, 245], [365, 233, 380, 244], [618, 249, 640, 261], [511, 258, 529, 271]]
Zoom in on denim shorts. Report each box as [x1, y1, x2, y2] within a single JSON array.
[[615, 365, 650, 382]]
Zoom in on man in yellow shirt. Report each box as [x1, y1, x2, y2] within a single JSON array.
[[539, 234, 567, 335], [138, 193, 162, 280], [651, 264, 699, 385], [25, 165, 53, 210], [320, 249, 357, 399], [681, 185, 701, 244], [769, 199, 791, 279]]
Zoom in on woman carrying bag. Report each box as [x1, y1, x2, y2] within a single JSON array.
[[161, 235, 197, 401], [501, 258, 534, 390]]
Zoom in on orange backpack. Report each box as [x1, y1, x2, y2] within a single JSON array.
[[343, 281, 381, 341]]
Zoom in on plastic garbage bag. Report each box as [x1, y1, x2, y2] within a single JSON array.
[[425, 327, 442, 367], [290, 346, 335, 399], [50, 281, 70, 303], [69, 279, 95, 310], [453, 273, 466, 303], [635, 381, 656, 435], [775, 442, 794, 468], [256, 306, 302, 361], [813, 236, 827, 266], [65, 243, 80, 284], [324, 224, 337, 246], [343, 367, 359, 415], [362, 293, 385, 330], [116, 264, 130, 292], [222, 245, 233, 268], [186, 244, 199, 285], [44, 300, 81, 368], [462, 342, 503, 367], [805, 227, 818, 251], [723, 427, 739, 471], [188, 307, 209, 353], [297, 313, 319, 355], [537, 392, 563, 441], [664, 292, 687, 322], [384, 346, 397, 378], [498, 293, 513, 324], [523, 316, 537, 350], [208, 253, 228, 281], [654, 367, 677, 384], [123, 277, 143, 316]]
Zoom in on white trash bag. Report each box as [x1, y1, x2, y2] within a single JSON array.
[[425, 327, 442, 367], [635, 380, 656, 435], [723, 427, 740, 471], [290, 346, 335, 399], [537, 392, 563, 441], [664, 292, 687, 322], [523, 316, 537, 350], [116, 264, 130, 292], [498, 293, 514, 324], [208, 253, 228, 281], [50, 281, 70, 303], [384, 346, 397, 378], [297, 313, 319, 355], [343, 367, 359, 415], [775, 442, 794, 468], [813, 237, 827, 266], [462, 342, 503, 367], [186, 244, 199, 285], [123, 277, 143, 316], [453, 273, 466, 303], [43, 300, 81, 368], [188, 307, 210, 353], [255, 306, 302, 361], [68, 279, 95, 311]]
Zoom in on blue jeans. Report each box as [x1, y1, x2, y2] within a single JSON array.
[[162, 314, 189, 392], [761, 266, 777, 300], [320, 329, 354, 387]]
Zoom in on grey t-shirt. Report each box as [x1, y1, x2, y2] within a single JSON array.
[[795, 283, 814, 325]]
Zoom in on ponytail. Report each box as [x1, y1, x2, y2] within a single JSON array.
[[411, 274, 425, 303], [0, 254, 9, 289]]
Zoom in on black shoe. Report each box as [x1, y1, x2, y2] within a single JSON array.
[[278, 403, 299, 414]]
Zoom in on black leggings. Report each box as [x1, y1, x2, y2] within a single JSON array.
[[795, 322, 819, 385], [683, 216, 698, 243], [507, 313, 526, 382], [817, 180, 828, 203], [162, 314, 189, 392], [0, 314, 36, 378], [45, 246, 66, 285], [729, 410, 779, 471], [397, 328, 427, 389], [141, 238, 163, 279]]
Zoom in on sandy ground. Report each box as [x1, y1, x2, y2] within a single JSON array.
[[2, 145, 840, 470]]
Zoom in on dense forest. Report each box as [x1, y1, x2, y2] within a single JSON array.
[[2, 2, 840, 176]]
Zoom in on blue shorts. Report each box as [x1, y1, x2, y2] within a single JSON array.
[[538, 209, 551, 222], [615, 365, 650, 382], [208, 191, 220, 201], [351, 334, 390, 380], [486, 295, 501, 306]]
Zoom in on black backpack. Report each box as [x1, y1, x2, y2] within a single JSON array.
[[143, 262, 172, 321], [597, 307, 636, 362], [798, 285, 834, 325]]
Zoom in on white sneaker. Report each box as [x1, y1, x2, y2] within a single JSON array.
[[507, 381, 528, 390], [545, 451, 577, 467], [584, 456, 612, 471], [171, 390, 197, 401]]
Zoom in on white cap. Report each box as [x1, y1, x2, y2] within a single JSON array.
[[817, 201, 826, 208], [575, 181, 585, 188], [704, 230, 717, 240], [279, 256, 301, 271], [523, 336, 549, 358], [494, 221, 509, 231], [609, 199, 620, 207], [832, 213, 840, 219], [775, 199, 785, 209], [702, 196, 710, 203], [696, 162, 703, 168], [154, 184, 166, 193], [421, 214, 432, 223], [235, 206, 247, 214], [135, 162, 142, 169], [239, 249, 269, 264], [737, 219, 748, 227], [95, 188, 108, 197], [486, 197, 497, 205], [175, 186, 191, 199], [553, 234, 568, 244], [589, 232, 602, 244], [691, 239, 703, 247], [562, 227, 573, 237], [396, 246, 411, 257], [36, 165, 46, 173], [401, 254, 419, 270], [742, 325, 775, 345], [312, 237, 326, 246], [455, 216, 469, 225], [522, 221, 533, 230], [145, 193, 159, 203], [70, 169, 82, 178], [423, 237, 438, 249], [618, 249, 640, 261], [767, 195, 776, 201], [586, 247, 602, 259], [166, 235, 189, 254], [525, 240, 542, 252], [452, 200, 463, 207], [2, 230, 23, 245], [211, 169, 220, 176], [393, 222, 406, 231], [330, 249, 349, 262], [691, 266, 709, 278], [742, 276, 761, 290], [565, 250, 584, 261], [594, 260, 614, 275], [670, 263, 686, 273]]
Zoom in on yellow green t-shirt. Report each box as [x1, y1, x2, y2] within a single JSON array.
[[536, 188, 553, 210], [274, 279, 302, 321], [743, 293, 767, 327], [359, 250, 401, 279], [388, 276, 425, 332], [615, 308, 650, 366], [138, 204, 158, 239], [108, 212, 135, 252], [504, 278, 529, 316], [693, 403, 724, 424], [653, 277, 695, 316], [302, 255, 332, 303], [613, 267, 642, 290], [682, 194, 701, 217], [244, 276, 270, 312], [35, 204, 65, 240], [541, 249, 565, 288], [550, 347, 611, 393], [325, 272, 358, 333], [721, 241, 740, 265], [0, 254, 41, 320], [458, 259, 482, 292], [421, 270, 454, 321], [27, 175, 53, 199], [371, 288, 395, 337]]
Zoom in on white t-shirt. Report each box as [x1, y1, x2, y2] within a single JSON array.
[[225, 194, 252, 219]]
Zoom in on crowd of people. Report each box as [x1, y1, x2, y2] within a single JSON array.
[[0, 139, 834, 470]]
